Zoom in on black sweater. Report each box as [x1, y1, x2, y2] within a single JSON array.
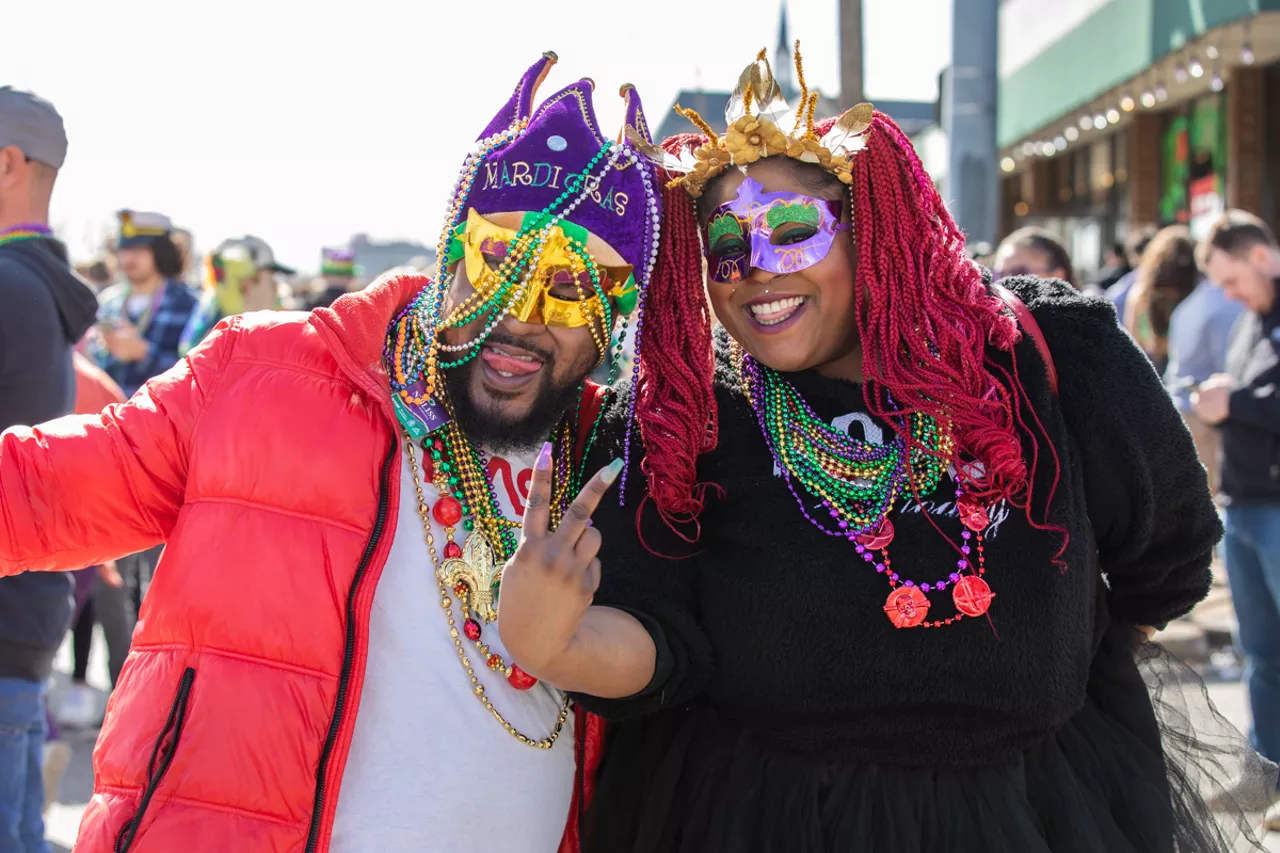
[[582, 276, 1220, 768]]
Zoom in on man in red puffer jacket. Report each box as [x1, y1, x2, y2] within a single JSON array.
[[0, 53, 677, 852]]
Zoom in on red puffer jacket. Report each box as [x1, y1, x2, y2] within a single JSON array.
[[0, 273, 605, 853]]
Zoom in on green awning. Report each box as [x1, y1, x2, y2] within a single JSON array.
[[999, 0, 1274, 148]]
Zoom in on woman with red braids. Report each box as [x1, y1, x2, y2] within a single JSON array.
[[497, 46, 1274, 853]]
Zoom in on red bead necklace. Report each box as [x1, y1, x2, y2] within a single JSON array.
[[864, 484, 996, 629], [404, 435, 570, 749]]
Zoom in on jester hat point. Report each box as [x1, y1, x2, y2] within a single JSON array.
[[454, 51, 660, 285]]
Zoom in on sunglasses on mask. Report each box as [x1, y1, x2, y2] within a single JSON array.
[[446, 208, 637, 328], [703, 176, 851, 284]]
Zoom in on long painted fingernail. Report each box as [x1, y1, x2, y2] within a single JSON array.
[[601, 458, 624, 485], [536, 442, 553, 471]]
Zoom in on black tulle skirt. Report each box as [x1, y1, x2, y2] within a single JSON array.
[[584, 627, 1275, 853]]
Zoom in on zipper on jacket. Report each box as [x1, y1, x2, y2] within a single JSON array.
[[114, 667, 196, 853], [304, 441, 397, 853]]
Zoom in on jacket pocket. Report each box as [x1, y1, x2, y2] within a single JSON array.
[[114, 667, 195, 853]]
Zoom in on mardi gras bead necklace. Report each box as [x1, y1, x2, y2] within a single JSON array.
[[736, 347, 995, 629], [404, 434, 571, 747], [387, 299, 601, 747], [401, 120, 528, 405], [0, 223, 52, 249], [384, 111, 653, 738], [398, 387, 585, 746]]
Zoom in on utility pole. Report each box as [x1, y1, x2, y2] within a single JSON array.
[[944, 0, 1000, 246], [838, 0, 865, 108]]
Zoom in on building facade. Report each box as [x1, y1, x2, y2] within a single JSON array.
[[997, 0, 1280, 281], [348, 233, 435, 280]]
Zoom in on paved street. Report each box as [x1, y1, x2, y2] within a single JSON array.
[[1204, 683, 1280, 851], [43, 628, 110, 853]]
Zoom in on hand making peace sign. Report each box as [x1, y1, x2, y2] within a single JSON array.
[[496, 443, 623, 680]]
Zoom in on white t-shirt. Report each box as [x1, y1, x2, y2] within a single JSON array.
[[330, 444, 576, 852]]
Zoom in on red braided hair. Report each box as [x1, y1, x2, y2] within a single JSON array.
[[843, 112, 1029, 508], [632, 133, 719, 531]]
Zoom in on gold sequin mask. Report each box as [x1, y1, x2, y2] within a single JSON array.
[[446, 208, 637, 329]]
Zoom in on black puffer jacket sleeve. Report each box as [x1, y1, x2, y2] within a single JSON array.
[[1009, 275, 1220, 627], [572, 384, 714, 719]]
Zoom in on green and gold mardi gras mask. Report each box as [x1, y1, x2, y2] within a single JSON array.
[[445, 208, 637, 330]]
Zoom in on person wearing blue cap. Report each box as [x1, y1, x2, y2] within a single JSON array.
[[88, 212, 201, 673]]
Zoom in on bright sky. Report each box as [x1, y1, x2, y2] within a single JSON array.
[[3, 0, 950, 273]]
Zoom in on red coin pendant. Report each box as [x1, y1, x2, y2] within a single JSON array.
[[952, 575, 995, 617], [884, 586, 930, 629], [507, 665, 538, 691], [857, 517, 895, 551], [956, 497, 989, 533]]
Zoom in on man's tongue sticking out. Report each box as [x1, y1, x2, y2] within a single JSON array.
[[482, 342, 544, 377]]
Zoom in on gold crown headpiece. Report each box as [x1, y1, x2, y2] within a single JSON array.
[[628, 42, 874, 198]]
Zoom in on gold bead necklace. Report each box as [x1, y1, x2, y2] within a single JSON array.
[[404, 435, 570, 749]]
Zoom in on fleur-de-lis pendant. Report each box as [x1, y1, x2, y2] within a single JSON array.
[[436, 531, 503, 623]]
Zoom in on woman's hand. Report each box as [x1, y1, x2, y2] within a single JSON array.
[[497, 443, 623, 681], [1129, 624, 1159, 652]]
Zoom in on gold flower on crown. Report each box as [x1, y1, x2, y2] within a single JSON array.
[[787, 137, 831, 168], [635, 43, 875, 198], [725, 116, 789, 165]]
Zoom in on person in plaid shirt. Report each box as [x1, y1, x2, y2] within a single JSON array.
[[92, 210, 198, 398], [89, 210, 198, 634]]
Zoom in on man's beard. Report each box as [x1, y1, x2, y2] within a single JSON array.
[[442, 334, 588, 455]]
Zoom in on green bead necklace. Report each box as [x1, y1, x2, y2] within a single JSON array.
[[736, 346, 997, 630]]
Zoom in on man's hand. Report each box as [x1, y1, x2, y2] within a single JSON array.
[[96, 560, 124, 588], [1192, 374, 1237, 425], [497, 443, 623, 680], [101, 322, 150, 363]]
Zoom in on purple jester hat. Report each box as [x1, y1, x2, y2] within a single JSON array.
[[463, 51, 660, 276]]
